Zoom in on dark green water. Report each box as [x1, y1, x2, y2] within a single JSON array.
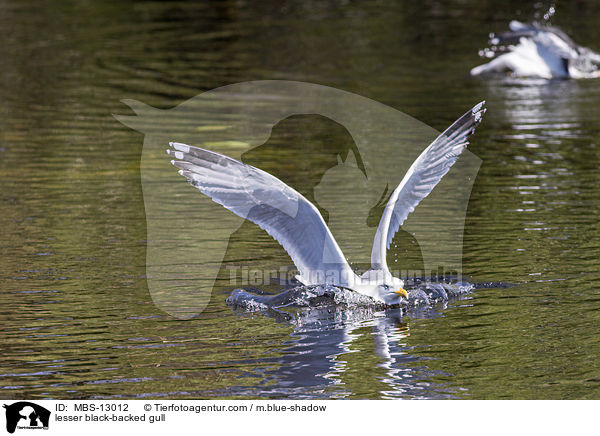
[[1, 0, 599, 399]]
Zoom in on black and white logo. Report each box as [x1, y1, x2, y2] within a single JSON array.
[[3, 402, 50, 434]]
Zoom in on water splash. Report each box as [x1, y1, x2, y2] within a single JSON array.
[[535, 3, 556, 23], [227, 280, 475, 312]]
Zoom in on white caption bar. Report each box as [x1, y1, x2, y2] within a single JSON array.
[[0, 400, 596, 436]]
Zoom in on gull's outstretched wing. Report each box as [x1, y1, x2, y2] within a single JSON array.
[[167, 142, 356, 286], [371, 102, 486, 272]]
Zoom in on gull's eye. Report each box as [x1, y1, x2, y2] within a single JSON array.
[[381, 284, 390, 291]]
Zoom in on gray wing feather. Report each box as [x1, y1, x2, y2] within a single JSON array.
[[506, 20, 578, 59], [371, 102, 486, 272], [167, 142, 355, 285]]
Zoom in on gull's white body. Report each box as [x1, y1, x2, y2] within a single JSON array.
[[168, 102, 485, 305], [471, 20, 600, 79]]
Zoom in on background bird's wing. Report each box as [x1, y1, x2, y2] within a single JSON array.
[[168, 142, 355, 285], [490, 20, 538, 46], [371, 102, 486, 272], [533, 30, 579, 60]]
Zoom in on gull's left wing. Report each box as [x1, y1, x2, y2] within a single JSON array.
[[371, 102, 486, 273]]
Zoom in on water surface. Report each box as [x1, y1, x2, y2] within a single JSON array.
[[1, 0, 600, 399]]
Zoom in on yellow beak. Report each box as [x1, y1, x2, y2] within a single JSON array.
[[394, 288, 408, 299]]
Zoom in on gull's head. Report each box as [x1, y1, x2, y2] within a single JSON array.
[[375, 278, 408, 305], [360, 270, 408, 305]]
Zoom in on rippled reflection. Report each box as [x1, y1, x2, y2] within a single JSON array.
[[228, 303, 467, 399]]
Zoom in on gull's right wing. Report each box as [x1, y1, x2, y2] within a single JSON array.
[[168, 142, 356, 286], [371, 102, 486, 273]]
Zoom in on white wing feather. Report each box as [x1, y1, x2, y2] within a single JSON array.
[[371, 102, 486, 272], [167, 142, 356, 286]]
